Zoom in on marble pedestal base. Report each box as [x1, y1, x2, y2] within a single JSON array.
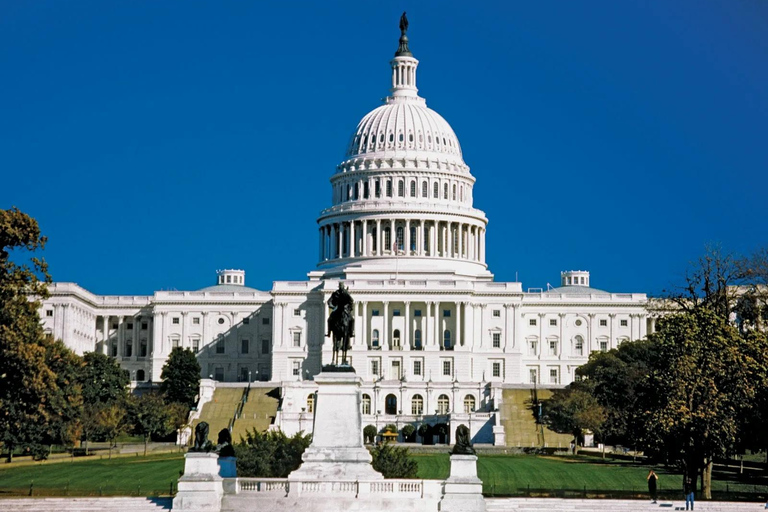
[[439, 454, 487, 512], [172, 452, 225, 512]]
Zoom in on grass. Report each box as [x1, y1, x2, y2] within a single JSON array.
[[0, 452, 184, 497], [414, 454, 768, 499]]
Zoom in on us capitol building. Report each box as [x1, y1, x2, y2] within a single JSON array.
[[39, 22, 651, 444]]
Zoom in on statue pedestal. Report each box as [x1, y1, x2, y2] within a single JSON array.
[[288, 370, 382, 484], [439, 454, 486, 512], [173, 452, 225, 512]]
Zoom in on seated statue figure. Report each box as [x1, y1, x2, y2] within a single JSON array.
[[451, 424, 475, 455], [192, 421, 210, 451], [217, 428, 235, 457]]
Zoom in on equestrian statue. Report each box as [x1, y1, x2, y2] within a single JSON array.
[[326, 282, 355, 366]]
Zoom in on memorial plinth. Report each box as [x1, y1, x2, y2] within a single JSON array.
[[439, 454, 487, 512], [173, 452, 225, 512], [288, 370, 383, 481]]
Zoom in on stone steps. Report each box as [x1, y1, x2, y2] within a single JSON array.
[[485, 498, 765, 512], [0, 497, 172, 511]]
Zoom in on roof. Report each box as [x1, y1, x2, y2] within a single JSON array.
[[196, 284, 260, 293], [545, 285, 609, 295]]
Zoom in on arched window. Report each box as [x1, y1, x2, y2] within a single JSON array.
[[410, 180, 416, 197], [354, 183, 359, 200], [389, 133, 394, 143], [437, 394, 450, 414], [408, 133, 413, 143], [384, 228, 391, 250], [464, 395, 476, 413], [399, 133, 404, 142], [424, 226, 430, 252], [433, 182, 439, 198], [140, 339, 147, 357], [396, 226, 404, 251], [126, 339, 133, 357], [443, 183, 448, 199], [385, 394, 398, 415], [574, 335, 584, 356], [422, 181, 428, 197], [380, 133, 384, 143], [443, 330, 451, 349], [410, 227, 416, 251], [398, 180, 405, 197], [414, 329, 422, 349], [411, 394, 424, 415], [371, 227, 378, 253], [307, 394, 315, 413], [136, 369, 145, 382], [362, 394, 371, 415], [372, 329, 380, 348], [386, 180, 393, 197], [452, 184, 457, 200], [393, 329, 401, 348], [453, 227, 459, 254], [460, 186, 463, 202]]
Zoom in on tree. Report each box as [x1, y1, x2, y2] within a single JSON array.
[[235, 429, 312, 477], [0, 207, 64, 462], [363, 425, 377, 444], [369, 444, 418, 478], [128, 392, 171, 456], [542, 387, 606, 446], [44, 339, 84, 453], [160, 348, 201, 409], [166, 401, 192, 443], [401, 424, 416, 443], [79, 352, 129, 406], [643, 310, 764, 499], [97, 403, 127, 460]]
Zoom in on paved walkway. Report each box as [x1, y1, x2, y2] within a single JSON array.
[[486, 497, 766, 512]]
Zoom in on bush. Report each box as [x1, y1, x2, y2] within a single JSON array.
[[363, 425, 377, 444], [370, 444, 418, 478], [383, 423, 398, 434], [401, 424, 416, 442], [235, 429, 312, 477], [417, 423, 432, 444]]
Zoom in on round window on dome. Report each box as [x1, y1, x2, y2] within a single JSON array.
[[380, 134, 384, 143], [575, 319, 582, 327], [389, 133, 394, 143], [218, 318, 225, 325], [399, 133, 403, 142], [409, 133, 413, 143]]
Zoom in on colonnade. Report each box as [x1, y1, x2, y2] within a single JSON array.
[[99, 315, 151, 359], [319, 219, 485, 262]]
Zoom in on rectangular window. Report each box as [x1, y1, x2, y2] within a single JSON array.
[[549, 340, 558, 355], [442, 360, 452, 376], [549, 319, 557, 326], [620, 319, 628, 327], [529, 318, 537, 326], [393, 309, 400, 317], [261, 339, 270, 354], [443, 309, 451, 317], [414, 310, 422, 317], [172, 317, 180, 325], [172, 338, 180, 349], [413, 360, 422, 376], [375, 179, 381, 198], [192, 339, 200, 352], [127, 323, 133, 330], [141, 322, 148, 330], [529, 339, 538, 354], [492, 332, 501, 348], [292, 361, 300, 376], [599, 319, 607, 327], [241, 339, 249, 354], [46, 310, 53, 317], [549, 368, 559, 384], [492, 362, 501, 378], [192, 317, 200, 325], [242, 317, 249, 325], [294, 309, 301, 316], [363, 182, 369, 199], [386, 180, 393, 197], [600, 340, 608, 352], [293, 331, 301, 347], [391, 360, 401, 380], [216, 339, 225, 354], [371, 360, 379, 376], [529, 368, 538, 384], [575, 339, 583, 355], [493, 309, 500, 317], [372, 309, 380, 316], [262, 317, 270, 325], [112, 322, 118, 330]]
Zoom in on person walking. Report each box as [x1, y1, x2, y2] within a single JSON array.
[[647, 469, 659, 503], [684, 475, 695, 511]]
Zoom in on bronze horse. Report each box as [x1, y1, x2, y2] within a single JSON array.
[[326, 283, 354, 366]]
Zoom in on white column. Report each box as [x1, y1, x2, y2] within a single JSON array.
[[609, 313, 616, 350], [360, 301, 367, 347], [181, 311, 188, 350], [404, 301, 410, 350], [330, 225, 337, 259], [362, 219, 368, 257], [455, 302, 462, 347], [117, 316, 124, 357], [504, 304, 513, 351], [376, 219, 382, 256], [559, 313, 566, 357], [405, 219, 411, 255], [431, 221, 437, 257], [513, 304, 522, 353], [382, 302, 389, 351], [102, 315, 110, 354], [318, 227, 323, 261], [464, 302, 474, 349], [481, 228, 486, 262], [350, 220, 356, 257]]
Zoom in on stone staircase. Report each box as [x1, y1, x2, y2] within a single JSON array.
[[191, 387, 245, 442], [500, 389, 572, 448], [230, 387, 279, 442], [486, 498, 765, 512], [0, 497, 172, 511]]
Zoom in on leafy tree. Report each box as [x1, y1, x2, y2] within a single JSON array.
[[160, 348, 201, 408], [542, 387, 605, 446], [417, 423, 432, 444], [166, 401, 192, 441], [97, 403, 127, 459], [79, 352, 129, 406], [44, 339, 84, 452], [235, 429, 312, 477], [127, 392, 171, 456], [401, 424, 416, 442], [369, 444, 418, 478], [0, 207, 65, 462], [363, 425, 377, 444]]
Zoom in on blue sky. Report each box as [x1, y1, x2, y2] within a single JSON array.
[[1, 1, 766, 296]]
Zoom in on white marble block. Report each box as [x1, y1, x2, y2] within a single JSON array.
[[172, 452, 225, 512], [439, 454, 486, 512], [288, 370, 383, 482]]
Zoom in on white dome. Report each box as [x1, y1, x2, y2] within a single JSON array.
[[346, 98, 463, 161]]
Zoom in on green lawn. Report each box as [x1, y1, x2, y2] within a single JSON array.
[[0, 452, 184, 497], [415, 453, 768, 499]]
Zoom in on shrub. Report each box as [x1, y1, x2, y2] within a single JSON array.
[[235, 429, 312, 477], [383, 423, 398, 434], [370, 444, 418, 478], [363, 425, 377, 444], [417, 423, 432, 444], [401, 424, 416, 442]]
